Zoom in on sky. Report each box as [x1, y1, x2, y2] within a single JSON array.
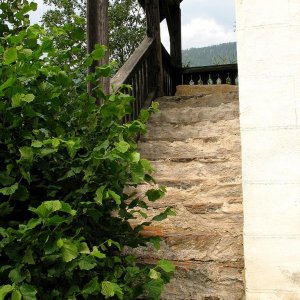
[[30, 0, 236, 50]]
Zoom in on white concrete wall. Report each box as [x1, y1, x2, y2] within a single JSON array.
[[235, 0, 300, 299]]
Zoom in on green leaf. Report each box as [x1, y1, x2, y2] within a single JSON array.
[[108, 190, 121, 205], [91, 246, 106, 259], [31, 200, 75, 218], [149, 269, 160, 280], [22, 249, 35, 265], [31, 141, 43, 148], [0, 183, 18, 196], [9, 268, 26, 284], [18, 147, 33, 164], [0, 77, 15, 92], [95, 186, 105, 205], [12, 290, 22, 300], [4, 47, 17, 64], [150, 237, 161, 250], [144, 279, 164, 300], [107, 239, 121, 251], [19, 49, 33, 58], [101, 281, 123, 300], [20, 283, 37, 300], [131, 163, 145, 183], [130, 152, 140, 163], [157, 259, 175, 273], [0, 172, 14, 186], [152, 207, 176, 222], [78, 256, 97, 271], [64, 139, 80, 158], [139, 109, 150, 122], [79, 242, 90, 254], [61, 241, 78, 262], [45, 215, 66, 226], [0, 285, 13, 299], [82, 277, 100, 295], [26, 218, 42, 230], [115, 141, 130, 153], [140, 159, 153, 173], [57, 239, 78, 262], [91, 45, 106, 60], [51, 138, 60, 148], [12, 93, 35, 107], [146, 189, 165, 202]]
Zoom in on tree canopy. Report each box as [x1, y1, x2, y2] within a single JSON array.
[[42, 0, 146, 68]]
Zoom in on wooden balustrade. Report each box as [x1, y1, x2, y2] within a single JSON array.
[[111, 37, 178, 122], [182, 64, 238, 86], [111, 36, 157, 122], [161, 44, 179, 96]]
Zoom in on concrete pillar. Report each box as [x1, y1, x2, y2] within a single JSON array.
[[236, 0, 300, 299]]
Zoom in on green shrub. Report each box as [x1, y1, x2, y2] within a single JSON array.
[[0, 1, 174, 299]]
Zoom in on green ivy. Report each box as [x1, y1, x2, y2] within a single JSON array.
[[0, 1, 174, 299]]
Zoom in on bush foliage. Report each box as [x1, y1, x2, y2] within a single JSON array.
[[0, 1, 174, 299]]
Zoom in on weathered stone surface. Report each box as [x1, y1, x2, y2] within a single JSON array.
[[138, 136, 241, 161], [133, 86, 244, 299], [142, 119, 240, 142]]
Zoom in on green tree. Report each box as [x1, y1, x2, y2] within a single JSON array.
[[41, 0, 146, 68]]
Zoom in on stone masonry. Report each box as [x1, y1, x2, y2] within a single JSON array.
[[132, 85, 244, 299]]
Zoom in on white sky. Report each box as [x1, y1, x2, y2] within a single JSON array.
[[30, 0, 236, 50]]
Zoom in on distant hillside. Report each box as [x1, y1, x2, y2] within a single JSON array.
[[182, 42, 237, 67]]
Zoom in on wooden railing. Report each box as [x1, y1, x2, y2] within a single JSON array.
[[161, 45, 179, 96], [111, 36, 157, 122], [182, 64, 238, 86], [111, 37, 179, 122]]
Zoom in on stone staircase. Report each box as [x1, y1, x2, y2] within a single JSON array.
[[135, 85, 244, 299]]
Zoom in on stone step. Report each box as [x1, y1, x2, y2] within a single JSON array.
[[137, 258, 244, 300], [130, 230, 243, 263], [131, 184, 242, 209], [175, 84, 238, 97], [156, 90, 238, 110], [142, 119, 240, 142], [150, 102, 239, 125], [138, 137, 241, 161], [151, 95, 239, 125], [161, 261, 244, 300], [131, 206, 243, 236], [150, 160, 241, 183]]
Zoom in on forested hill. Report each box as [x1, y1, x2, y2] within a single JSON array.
[[182, 42, 237, 67]]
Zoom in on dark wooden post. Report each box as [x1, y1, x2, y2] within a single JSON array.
[[87, 0, 110, 97], [145, 0, 164, 96], [163, 3, 182, 68], [169, 4, 182, 68]]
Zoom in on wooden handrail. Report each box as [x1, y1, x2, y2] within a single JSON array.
[[111, 36, 160, 122], [111, 36, 155, 91]]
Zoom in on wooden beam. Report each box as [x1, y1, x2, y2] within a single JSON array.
[[87, 0, 110, 97], [145, 0, 164, 96], [165, 3, 182, 68]]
